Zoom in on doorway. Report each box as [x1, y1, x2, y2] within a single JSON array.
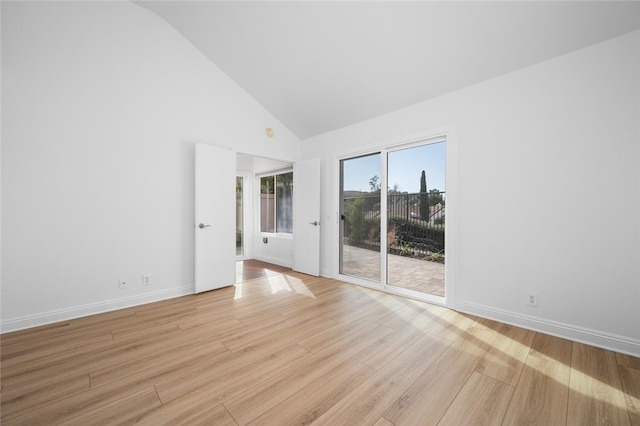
[[235, 153, 320, 277]]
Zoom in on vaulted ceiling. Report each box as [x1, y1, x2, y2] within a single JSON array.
[[138, 1, 640, 139]]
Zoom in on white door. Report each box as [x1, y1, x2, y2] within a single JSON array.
[[195, 143, 236, 293], [293, 158, 321, 276]]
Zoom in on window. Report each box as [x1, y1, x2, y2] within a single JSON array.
[[260, 171, 293, 233]]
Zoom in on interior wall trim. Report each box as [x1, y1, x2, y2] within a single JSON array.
[[454, 300, 640, 358], [253, 255, 293, 269], [0, 285, 194, 334]]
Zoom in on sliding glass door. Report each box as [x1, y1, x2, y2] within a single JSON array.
[[236, 176, 244, 257], [339, 138, 446, 300], [387, 142, 446, 297], [339, 153, 381, 282]]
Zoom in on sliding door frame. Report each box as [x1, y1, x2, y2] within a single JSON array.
[[334, 127, 457, 308]]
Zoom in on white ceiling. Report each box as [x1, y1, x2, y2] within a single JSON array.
[[138, 1, 640, 139]]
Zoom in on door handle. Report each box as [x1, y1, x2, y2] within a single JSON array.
[[198, 223, 211, 229], [309, 221, 319, 226]]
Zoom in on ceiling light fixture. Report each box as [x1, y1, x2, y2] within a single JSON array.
[[265, 128, 274, 138]]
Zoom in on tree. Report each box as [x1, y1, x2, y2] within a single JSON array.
[[260, 175, 274, 194], [369, 175, 380, 191], [429, 188, 444, 205], [347, 197, 366, 244], [419, 171, 429, 221]]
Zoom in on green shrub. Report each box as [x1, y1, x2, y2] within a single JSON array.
[[347, 197, 366, 243]]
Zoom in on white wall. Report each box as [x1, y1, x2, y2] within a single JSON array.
[[302, 31, 640, 356], [253, 232, 293, 268], [1, 2, 300, 331]]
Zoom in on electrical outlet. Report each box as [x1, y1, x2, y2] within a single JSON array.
[[527, 292, 538, 307], [142, 275, 151, 286], [119, 278, 128, 290]]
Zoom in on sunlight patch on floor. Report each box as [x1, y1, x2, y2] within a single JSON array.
[[234, 282, 244, 300], [284, 275, 316, 299], [258, 274, 316, 299]]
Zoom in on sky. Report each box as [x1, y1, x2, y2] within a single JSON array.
[[342, 142, 445, 193]]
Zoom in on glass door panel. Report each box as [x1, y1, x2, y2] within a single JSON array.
[[236, 176, 243, 257], [387, 142, 446, 296], [340, 153, 381, 282]]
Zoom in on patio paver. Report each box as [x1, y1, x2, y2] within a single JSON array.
[[341, 245, 444, 297]]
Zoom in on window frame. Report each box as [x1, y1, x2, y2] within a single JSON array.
[[258, 169, 294, 237]]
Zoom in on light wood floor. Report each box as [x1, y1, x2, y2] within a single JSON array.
[[235, 259, 292, 282], [1, 264, 639, 425]]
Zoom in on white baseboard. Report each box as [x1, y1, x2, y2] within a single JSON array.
[[253, 255, 292, 269], [454, 300, 640, 358], [0, 285, 194, 334]]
